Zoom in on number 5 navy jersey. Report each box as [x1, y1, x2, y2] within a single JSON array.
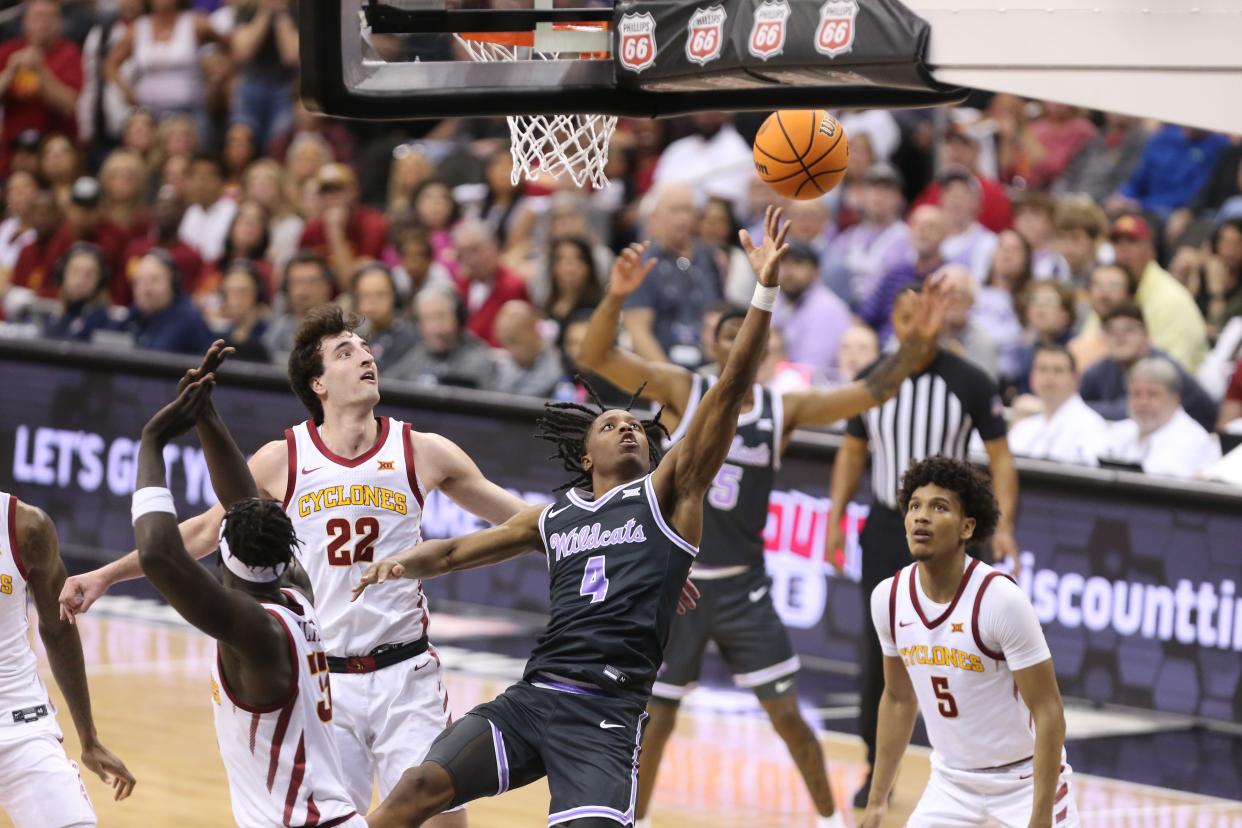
[[664, 375, 781, 569], [524, 473, 698, 697]]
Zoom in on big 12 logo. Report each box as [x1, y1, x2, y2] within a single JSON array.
[[815, 0, 859, 59], [618, 12, 657, 73], [685, 5, 727, 66], [749, 0, 791, 61]]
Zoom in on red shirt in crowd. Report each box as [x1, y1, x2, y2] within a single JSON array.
[[299, 206, 388, 264], [456, 265, 530, 347], [117, 236, 205, 306], [912, 176, 1014, 233], [1227, 361, 1242, 408], [0, 37, 83, 173], [11, 221, 128, 300]]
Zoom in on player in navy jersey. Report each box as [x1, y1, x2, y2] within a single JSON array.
[[352, 207, 792, 828], [576, 247, 945, 826]]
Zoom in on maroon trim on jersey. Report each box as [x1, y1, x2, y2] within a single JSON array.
[[416, 584, 429, 639], [266, 702, 296, 792], [306, 417, 390, 468], [304, 814, 359, 828], [282, 428, 298, 511], [304, 794, 320, 826], [249, 713, 260, 755], [910, 558, 979, 629], [218, 611, 300, 714], [887, 569, 901, 646], [283, 732, 308, 824], [971, 571, 1012, 661], [7, 496, 27, 581], [1055, 781, 1069, 804], [402, 422, 425, 510]]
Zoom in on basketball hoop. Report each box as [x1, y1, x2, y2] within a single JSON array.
[[456, 23, 616, 190]]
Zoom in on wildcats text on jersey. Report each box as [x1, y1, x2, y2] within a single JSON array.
[[549, 518, 648, 563], [296, 484, 410, 518]]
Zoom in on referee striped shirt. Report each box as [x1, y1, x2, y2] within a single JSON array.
[[846, 350, 1007, 509]]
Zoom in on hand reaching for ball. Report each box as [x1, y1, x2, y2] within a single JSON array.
[[738, 205, 790, 288]]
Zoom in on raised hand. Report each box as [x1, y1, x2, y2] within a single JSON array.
[[606, 241, 658, 298], [909, 274, 949, 346], [350, 557, 407, 602], [177, 339, 235, 394], [80, 741, 136, 801], [141, 376, 215, 446], [738, 205, 791, 288]]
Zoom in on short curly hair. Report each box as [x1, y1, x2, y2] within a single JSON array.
[[897, 456, 1000, 547], [220, 498, 301, 570]]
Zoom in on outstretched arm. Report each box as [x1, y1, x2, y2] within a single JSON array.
[[20, 502, 136, 801], [352, 504, 545, 600], [1013, 660, 1066, 828]]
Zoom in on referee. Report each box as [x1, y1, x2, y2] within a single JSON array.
[[825, 279, 1020, 808]]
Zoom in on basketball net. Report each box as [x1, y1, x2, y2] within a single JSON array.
[[455, 29, 617, 190]]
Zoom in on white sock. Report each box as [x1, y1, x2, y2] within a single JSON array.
[[816, 814, 847, 828], [633, 818, 652, 828]]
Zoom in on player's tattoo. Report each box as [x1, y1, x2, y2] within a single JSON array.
[[865, 337, 937, 403]]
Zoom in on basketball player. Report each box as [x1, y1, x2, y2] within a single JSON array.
[[0, 504, 134, 826], [576, 243, 946, 826], [861, 456, 1077, 828], [61, 290, 529, 826], [132, 346, 366, 827], [350, 206, 792, 828]]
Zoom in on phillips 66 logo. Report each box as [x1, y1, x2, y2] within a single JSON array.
[[815, 0, 858, 58], [748, 0, 791, 61], [618, 12, 657, 73], [685, 6, 727, 66]]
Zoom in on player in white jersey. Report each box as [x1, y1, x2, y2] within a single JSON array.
[[62, 295, 526, 825], [861, 456, 1078, 828], [0, 492, 134, 827], [131, 347, 365, 827]]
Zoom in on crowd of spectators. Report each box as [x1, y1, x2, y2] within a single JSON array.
[[3, 0, 1242, 484]]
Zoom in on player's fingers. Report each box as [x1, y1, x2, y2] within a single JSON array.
[[738, 227, 755, 253], [391, 563, 405, 579], [640, 258, 657, 279]]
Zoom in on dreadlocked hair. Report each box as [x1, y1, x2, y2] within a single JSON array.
[[221, 498, 302, 569], [536, 378, 669, 492]]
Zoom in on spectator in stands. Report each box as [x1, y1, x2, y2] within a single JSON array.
[[543, 238, 603, 338], [698, 196, 753, 308], [179, 154, 237, 264], [912, 123, 1012, 232], [216, 260, 270, 363], [40, 133, 84, 207], [44, 242, 113, 342], [492, 300, 563, 398], [268, 99, 355, 165], [283, 133, 331, 205], [157, 152, 191, 202], [262, 252, 335, 363], [841, 109, 901, 164], [1100, 357, 1221, 479], [386, 143, 434, 217], [299, 163, 387, 291], [392, 228, 451, 303], [1025, 103, 1097, 191], [939, 265, 999, 378], [651, 113, 752, 206], [120, 185, 203, 307], [1081, 305, 1217, 429], [826, 163, 911, 308], [452, 219, 529, 347], [0, 0, 82, 174], [773, 242, 851, 379], [859, 204, 948, 342], [1053, 195, 1110, 286], [623, 183, 722, 368], [0, 170, 38, 277], [1008, 344, 1111, 466], [229, 0, 300, 149], [938, 168, 998, 283], [390, 285, 495, 389], [115, 250, 214, 354], [240, 158, 302, 273], [1070, 263, 1136, 373], [7, 188, 62, 303], [53, 176, 129, 279], [411, 178, 460, 267], [974, 229, 1032, 385], [352, 262, 418, 368], [836, 324, 881, 385], [1174, 219, 1242, 337], [1108, 125, 1230, 219], [197, 200, 273, 302], [783, 197, 835, 274], [221, 123, 259, 196], [1218, 362, 1242, 432], [8, 130, 43, 178], [78, 0, 142, 152], [1013, 280, 1077, 394], [477, 149, 525, 248], [1012, 192, 1069, 281], [99, 149, 151, 244], [1054, 113, 1147, 202], [120, 109, 156, 169]]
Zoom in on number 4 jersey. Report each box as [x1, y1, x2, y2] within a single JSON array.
[[284, 417, 426, 656], [525, 474, 698, 696], [871, 558, 1055, 771]]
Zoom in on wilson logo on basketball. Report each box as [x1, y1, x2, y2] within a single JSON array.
[[818, 115, 837, 138], [748, 0, 790, 61], [815, 0, 858, 59], [618, 12, 657, 73], [685, 5, 727, 66]]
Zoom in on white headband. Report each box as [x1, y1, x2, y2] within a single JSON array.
[[219, 526, 288, 584]]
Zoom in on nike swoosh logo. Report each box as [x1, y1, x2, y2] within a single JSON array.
[[1019, 773, 1034, 780], [899, 620, 915, 627], [301, 466, 322, 475], [548, 505, 573, 519], [774, 679, 795, 694], [748, 586, 768, 602], [599, 721, 624, 730]]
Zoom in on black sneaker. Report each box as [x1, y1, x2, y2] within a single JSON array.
[[852, 771, 872, 809]]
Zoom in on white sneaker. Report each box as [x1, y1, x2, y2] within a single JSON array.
[[817, 814, 847, 828]]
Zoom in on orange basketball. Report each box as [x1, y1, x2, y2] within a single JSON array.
[[752, 110, 849, 200]]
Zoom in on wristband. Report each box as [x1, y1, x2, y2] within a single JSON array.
[[132, 487, 177, 524], [751, 283, 780, 312]]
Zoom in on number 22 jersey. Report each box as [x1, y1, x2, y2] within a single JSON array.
[[524, 473, 698, 697]]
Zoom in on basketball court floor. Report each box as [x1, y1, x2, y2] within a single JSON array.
[[12, 597, 1242, 828]]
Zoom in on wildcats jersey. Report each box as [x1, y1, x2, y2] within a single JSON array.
[[526, 474, 697, 696], [664, 376, 782, 568], [211, 589, 359, 828], [0, 493, 57, 739], [880, 559, 1042, 771], [284, 417, 427, 656]]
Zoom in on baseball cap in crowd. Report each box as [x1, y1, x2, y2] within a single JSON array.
[[863, 163, 904, 190], [70, 177, 102, 207], [317, 164, 356, 192], [1109, 214, 1152, 242], [784, 241, 819, 264], [937, 165, 979, 191], [10, 129, 42, 153]]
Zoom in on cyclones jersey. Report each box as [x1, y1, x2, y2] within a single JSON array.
[[0, 493, 58, 740], [211, 589, 359, 828], [284, 417, 426, 656], [875, 559, 1051, 771]]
